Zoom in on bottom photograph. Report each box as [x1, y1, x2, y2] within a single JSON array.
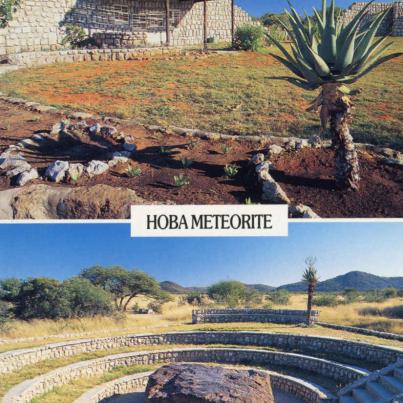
[[0, 223, 402, 403]]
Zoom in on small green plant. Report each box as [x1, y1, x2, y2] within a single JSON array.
[[127, 166, 142, 177], [62, 24, 88, 49], [181, 157, 193, 169], [0, 0, 19, 28], [244, 197, 254, 205], [224, 164, 239, 178], [173, 174, 190, 187], [159, 146, 170, 155], [234, 24, 265, 51], [186, 139, 199, 150], [69, 172, 81, 185], [220, 144, 232, 155]]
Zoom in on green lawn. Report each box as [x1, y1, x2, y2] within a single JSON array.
[[1, 39, 402, 147]]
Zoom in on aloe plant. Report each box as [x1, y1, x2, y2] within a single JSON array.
[[268, 0, 402, 190]]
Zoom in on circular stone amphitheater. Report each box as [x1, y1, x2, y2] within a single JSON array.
[[1, 331, 402, 403]]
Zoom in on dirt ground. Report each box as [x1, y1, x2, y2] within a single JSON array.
[[0, 100, 402, 218]]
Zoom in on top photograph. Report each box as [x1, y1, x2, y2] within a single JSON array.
[[0, 0, 401, 220]]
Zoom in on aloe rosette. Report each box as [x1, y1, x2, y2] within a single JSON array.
[[268, 0, 402, 190]]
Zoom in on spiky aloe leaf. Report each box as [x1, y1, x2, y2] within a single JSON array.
[[270, 54, 305, 78], [337, 0, 374, 47], [336, 27, 358, 71], [353, 9, 391, 64], [353, 36, 389, 71], [342, 52, 402, 84], [313, 7, 325, 35], [308, 48, 331, 76], [319, 0, 337, 64], [280, 77, 321, 90], [321, 0, 327, 25]]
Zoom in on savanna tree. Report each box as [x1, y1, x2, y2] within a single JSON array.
[[302, 257, 319, 325], [269, 0, 402, 190]]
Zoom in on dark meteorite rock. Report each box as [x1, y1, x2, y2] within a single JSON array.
[[145, 363, 274, 402]]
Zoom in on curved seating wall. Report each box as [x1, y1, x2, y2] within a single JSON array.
[[74, 369, 336, 403], [4, 348, 362, 403], [1, 331, 402, 374]]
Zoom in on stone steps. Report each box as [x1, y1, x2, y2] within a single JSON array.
[[338, 359, 403, 403]]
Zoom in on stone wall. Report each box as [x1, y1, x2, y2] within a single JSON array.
[[1, 331, 402, 374], [75, 369, 336, 403], [0, 0, 253, 56], [192, 308, 320, 324], [340, 2, 403, 36], [3, 348, 364, 402], [7, 46, 186, 66]]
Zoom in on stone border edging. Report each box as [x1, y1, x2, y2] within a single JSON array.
[[1, 331, 402, 375], [318, 322, 403, 342], [74, 368, 337, 403], [3, 348, 364, 403]]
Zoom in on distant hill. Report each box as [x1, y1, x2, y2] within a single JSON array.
[[278, 271, 403, 292]]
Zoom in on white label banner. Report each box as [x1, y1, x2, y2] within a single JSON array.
[[131, 205, 288, 237]]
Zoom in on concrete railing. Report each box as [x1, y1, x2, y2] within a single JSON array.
[[192, 309, 320, 324], [1, 331, 402, 375], [74, 369, 337, 403], [4, 348, 364, 403]]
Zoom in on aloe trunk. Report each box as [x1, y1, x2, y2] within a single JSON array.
[[321, 83, 360, 190], [306, 283, 314, 325]]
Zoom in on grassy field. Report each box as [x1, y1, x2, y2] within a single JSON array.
[[0, 40, 401, 147]]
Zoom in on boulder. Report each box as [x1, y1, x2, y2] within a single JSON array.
[[0, 184, 148, 219], [145, 364, 274, 403], [268, 144, 283, 155], [15, 168, 39, 186], [0, 154, 26, 171], [108, 156, 129, 167], [250, 153, 265, 165], [308, 135, 322, 148], [86, 160, 109, 177], [51, 120, 69, 136], [261, 174, 290, 204], [67, 163, 85, 181], [45, 160, 69, 183], [290, 204, 320, 219], [5, 161, 32, 178]]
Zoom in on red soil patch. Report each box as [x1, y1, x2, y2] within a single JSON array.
[[0, 100, 401, 218]]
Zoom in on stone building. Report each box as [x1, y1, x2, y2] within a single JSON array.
[[340, 1, 403, 36], [0, 0, 253, 56]]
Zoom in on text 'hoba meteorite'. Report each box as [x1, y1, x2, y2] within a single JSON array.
[[147, 214, 273, 230], [131, 205, 288, 237]]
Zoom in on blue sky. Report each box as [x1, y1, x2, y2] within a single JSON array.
[[237, 0, 395, 16], [0, 223, 401, 287]]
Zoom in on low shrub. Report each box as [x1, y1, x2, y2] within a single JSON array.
[[313, 293, 339, 307], [363, 288, 398, 302], [234, 24, 265, 51], [267, 290, 290, 305], [0, 300, 12, 332], [61, 23, 97, 49]]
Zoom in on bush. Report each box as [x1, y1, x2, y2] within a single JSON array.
[[62, 277, 114, 317], [208, 281, 246, 308], [343, 288, 360, 304], [363, 288, 398, 303], [313, 293, 339, 307], [186, 292, 204, 306], [267, 290, 290, 305], [0, 0, 19, 28], [398, 289, 403, 297], [234, 24, 264, 51], [360, 305, 403, 319], [61, 23, 96, 49], [14, 278, 71, 320], [0, 278, 21, 302]]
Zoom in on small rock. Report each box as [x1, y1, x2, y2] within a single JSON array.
[[15, 168, 39, 186], [45, 160, 69, 183], [100, 126, 117, 137], [261, 174, 290, 204], [67, 163, 85, 181], [86, 160, 109, 177], [0, 155, 27, 171], [108, 156, 129, 167], [285, 139, 297, 151], [268, 144, 283, 155], [123, 143, 136, 153], [290, 204, 320, 218], [88, 123, 101, 135], [51, 121, 69, 136], [296, 139, 309, 150], [250, 153, 265, 165], [6, 162, 31, 177], [308, 135, 322, 148]]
